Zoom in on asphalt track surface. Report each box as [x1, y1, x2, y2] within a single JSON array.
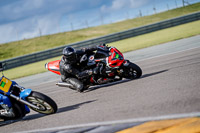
[[1, 35, 200, 133]]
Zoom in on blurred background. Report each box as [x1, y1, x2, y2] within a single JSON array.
[[0, 0, 200, 44]]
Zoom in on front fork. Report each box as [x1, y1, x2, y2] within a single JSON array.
[[10, 84, 40, 110], [119, 59, 131, 77]]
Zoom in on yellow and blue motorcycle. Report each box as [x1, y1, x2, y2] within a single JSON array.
[[0, 63, 57, 121]]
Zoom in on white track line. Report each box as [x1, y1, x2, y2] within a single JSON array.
[[18, 112, 200, 133]]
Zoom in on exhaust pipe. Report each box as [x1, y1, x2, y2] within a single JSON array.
[[56, 82, 73, 88]]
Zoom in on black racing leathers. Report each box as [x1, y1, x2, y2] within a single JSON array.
[[59, 46, 98, 92]]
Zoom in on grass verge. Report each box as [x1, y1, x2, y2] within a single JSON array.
[[3, 20, 200, 79], [109, 20, 200, 53], [0, 3, 200, 60]]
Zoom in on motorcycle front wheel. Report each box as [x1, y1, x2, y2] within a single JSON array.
[[26, 91, 57, 114], [123, 62, 142, 79]]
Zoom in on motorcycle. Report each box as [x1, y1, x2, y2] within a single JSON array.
[[0, 63, 57, 121], [45, 44, 142, 91]]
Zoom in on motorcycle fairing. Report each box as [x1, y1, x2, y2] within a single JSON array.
[[19, 88, 32, 113], [0, 94, 12, 108], [0, 76, 12, 94], [25, 104, 30, 113], [45, 60, 61, 75], [107, 47, 124, 68], [123, 60, 130, 66], [20, 89, 32, 99]]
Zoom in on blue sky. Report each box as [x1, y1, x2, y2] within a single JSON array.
[[0, 0, 199, 44]]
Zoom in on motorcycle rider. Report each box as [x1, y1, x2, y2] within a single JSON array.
[[59, 46, 100, 92]]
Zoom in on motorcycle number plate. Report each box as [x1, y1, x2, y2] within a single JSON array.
[[0, 77, 12, 93]]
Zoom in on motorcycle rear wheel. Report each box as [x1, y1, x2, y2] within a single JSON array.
[[123, 62, 142, 79], [26, 91, 57, 114]]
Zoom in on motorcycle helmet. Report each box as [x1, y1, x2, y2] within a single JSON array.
[[62, 46, 77, 63]]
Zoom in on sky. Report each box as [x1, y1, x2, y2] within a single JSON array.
[[0, 0, 199, 44]]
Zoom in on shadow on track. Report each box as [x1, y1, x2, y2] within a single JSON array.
[[23, 100, 97, 121], [140, 70, 168, 79], [84, 69, 168, 93], [84, 79, 131, 93], [0, 119, 22, 127], [57, 100, 97, 113]]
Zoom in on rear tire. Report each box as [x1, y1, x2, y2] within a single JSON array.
[[26, 91, 57, 114], [123, 62, 142, 79], [12, 102, 26, 119]]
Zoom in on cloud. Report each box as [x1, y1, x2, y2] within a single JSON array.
[[0, 0, 45, 24], [101, 0, 149, 12], [0, 24, 17, 43], [0, 0, 153, 44], [0, 0, 100, 25], [0, 0, 108, 43], [0, 12, 62, 43]]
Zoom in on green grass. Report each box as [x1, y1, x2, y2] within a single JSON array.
[[3, 20, 200, 80], [3, 56, 60, 79], [0, 3, 200, 60], [109, 20, 200, 53]]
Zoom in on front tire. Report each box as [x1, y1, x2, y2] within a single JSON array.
[[123, 62, 142, 79], [26, 91, 57, 114]]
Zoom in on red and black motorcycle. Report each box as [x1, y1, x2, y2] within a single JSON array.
[[45, 45, 142, 90]]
